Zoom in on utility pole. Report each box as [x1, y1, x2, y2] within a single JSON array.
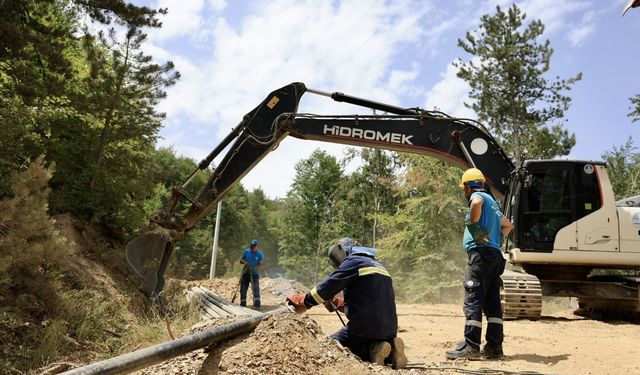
[[209, 201, 222, 280]]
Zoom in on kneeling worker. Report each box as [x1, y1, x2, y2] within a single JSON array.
[[287, 237, 407, 369]]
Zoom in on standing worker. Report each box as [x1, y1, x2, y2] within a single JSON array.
[[286, 237, 407, 369], [446, 168, 513, 360], [239, 239, 265, 309]]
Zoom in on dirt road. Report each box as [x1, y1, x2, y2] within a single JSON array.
[[128, 278, 640, 374], [311, 303, 640, 375]]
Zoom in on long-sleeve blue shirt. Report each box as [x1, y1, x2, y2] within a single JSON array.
[[303, 255, 398, 339]]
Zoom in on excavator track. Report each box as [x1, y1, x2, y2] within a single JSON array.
[[572, 275, 640, 321], [500, 270, 542, 320]]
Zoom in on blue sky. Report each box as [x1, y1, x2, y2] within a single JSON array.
[[135, 0, 640, 197]]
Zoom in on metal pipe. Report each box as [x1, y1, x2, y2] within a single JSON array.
[[61, 306, 290, 375]]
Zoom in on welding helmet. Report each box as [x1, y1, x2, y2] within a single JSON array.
[[327, 237, 356, 269]]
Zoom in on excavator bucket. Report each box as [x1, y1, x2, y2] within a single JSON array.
[[125, 231, 173, 298]]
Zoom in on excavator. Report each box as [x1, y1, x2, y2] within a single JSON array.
[[126, 82, 640, 319]]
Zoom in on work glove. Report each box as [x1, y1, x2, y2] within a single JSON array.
[[286, 294, 308, 313], [466, 222, 490, 244], [323, 296, 344, 313], [239, 259, 246, 264]]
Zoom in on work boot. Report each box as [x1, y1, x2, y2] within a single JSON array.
[[445, 342, 481, 360], [481, 344, 504, 359], [391, 337, 408, 369], [369, 341, 392, 365]]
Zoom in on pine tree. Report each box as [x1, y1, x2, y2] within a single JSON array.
[[602, 138, 640, 200], [629, 94, 640, 123], [456, 4, 581, 166]]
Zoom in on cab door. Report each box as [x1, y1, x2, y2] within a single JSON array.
[[575, 164, 619, 252], [518, 162, 576, 252]]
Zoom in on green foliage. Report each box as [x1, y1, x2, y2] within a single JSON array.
[[335, 148, 401, 247], [456, 4, 580, 166], [0, 157, 101, 371], [630, 94, 640, 123], [602, 137, 640, 199], [377, 156, 467, 301], [0, 156, 66, 292], [0, 0, 177, 239], [277, 149, 344, 286]]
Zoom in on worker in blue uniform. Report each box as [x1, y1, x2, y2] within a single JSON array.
[[446, 168, 513, 360], [287, 237, 407, 369], [239, 239, 265, 309]]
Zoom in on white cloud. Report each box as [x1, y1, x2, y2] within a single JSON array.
[[518, 0, 592, 34], [143, 0, 449, 197], [145, 0, 602, 197], [207, 0, 226, 13], [424, 61, 474, 119], [568, 23, 594, 47], [152, 0, 206, 41]]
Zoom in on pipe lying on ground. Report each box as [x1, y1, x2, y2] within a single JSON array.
[[61, 306, 290, 375]]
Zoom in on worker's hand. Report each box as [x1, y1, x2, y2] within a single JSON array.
[[286, 294, 308, 313], [323, 296, 344, 313], [239, 259, 246, 264]]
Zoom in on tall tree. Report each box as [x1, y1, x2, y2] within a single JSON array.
[[602, 138, 640, 200], [335, 148, 400, 247], [277, 149, 343, 285], [629, 94, 640, 123], [456, 4, 581, 166], [377, 156, 467, 301], [0, 0, 175, 236]]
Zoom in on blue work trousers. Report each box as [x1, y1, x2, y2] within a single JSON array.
[[331, 326, 395, 363], [463, 248, 506, 349], [240, 272, 260, 308]]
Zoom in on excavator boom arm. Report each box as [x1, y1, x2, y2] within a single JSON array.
[[126, 82, 513, 298]]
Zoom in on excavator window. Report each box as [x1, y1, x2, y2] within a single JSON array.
[[520, 166, 573, 251], [574, 163, 602, 217]]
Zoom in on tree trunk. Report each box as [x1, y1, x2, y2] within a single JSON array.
[[89, 35, 131, 191]]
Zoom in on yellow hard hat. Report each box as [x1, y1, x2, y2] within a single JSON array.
[[459, 168, 486, 188]]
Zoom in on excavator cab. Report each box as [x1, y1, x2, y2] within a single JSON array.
[[507, 160, 607, 255]]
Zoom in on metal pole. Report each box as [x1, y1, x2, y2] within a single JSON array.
[[209, 201, 222, 280], [61, 307, 290, 375]]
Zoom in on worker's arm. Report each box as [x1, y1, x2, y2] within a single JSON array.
[[501, 216, 513, 237], [467, 195, 484, 224], [304, 259, 358, 307], [465, 194, 490, 244], [257, 252, 265, 269]]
